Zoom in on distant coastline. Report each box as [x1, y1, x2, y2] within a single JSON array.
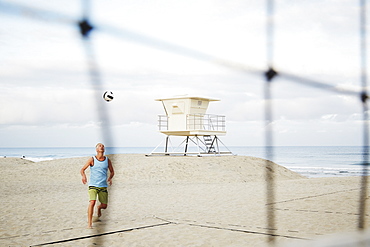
[[0, 146, 368, 178]]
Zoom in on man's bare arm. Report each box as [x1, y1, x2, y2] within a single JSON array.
[[80, 157, 93, 184], [107, 158, 114, 186]]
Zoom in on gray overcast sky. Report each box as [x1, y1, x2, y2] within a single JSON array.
[[0, 0, 368, 147]]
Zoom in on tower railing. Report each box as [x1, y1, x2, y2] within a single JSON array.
[[187, 114, 225, 131], [157, 114, 226, 131], [158, 115, 168, 131]]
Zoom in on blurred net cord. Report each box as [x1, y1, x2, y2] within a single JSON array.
[[0, 0, 368, 245]]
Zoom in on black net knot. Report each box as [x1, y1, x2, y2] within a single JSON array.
[[361, 91, 368, 103], [78, 19, 94, 38], [265, 67, 278, 82]]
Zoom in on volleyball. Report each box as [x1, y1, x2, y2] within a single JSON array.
[[103, 91, 114, 102]]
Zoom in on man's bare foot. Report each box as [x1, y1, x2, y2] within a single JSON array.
[[97, 204, 107, 218], [86, 225, 93, 229]]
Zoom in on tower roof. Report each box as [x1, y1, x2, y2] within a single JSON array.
[[155, 95, 220, 102]]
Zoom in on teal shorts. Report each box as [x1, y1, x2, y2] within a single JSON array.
[[88, 186, 108, 204]]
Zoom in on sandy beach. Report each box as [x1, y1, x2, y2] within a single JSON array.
[[0, 154, 369, 246]]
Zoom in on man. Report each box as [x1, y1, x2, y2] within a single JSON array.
[[80, 143, 115, 229]]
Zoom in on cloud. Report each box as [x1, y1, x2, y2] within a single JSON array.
[[0, 0, 366, 147], [274, 0, 360, 76]]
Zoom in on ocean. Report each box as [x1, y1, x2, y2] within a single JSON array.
[[0, 146, 368, 178]]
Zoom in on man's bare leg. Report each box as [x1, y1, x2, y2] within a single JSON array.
[[97, 203, 107, 218], [87, 200, 96, 228]]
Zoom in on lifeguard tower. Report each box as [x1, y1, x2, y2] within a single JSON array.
[[148, 96, 232, 156]]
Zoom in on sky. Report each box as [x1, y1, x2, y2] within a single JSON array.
[[0, 0, 368, 148]]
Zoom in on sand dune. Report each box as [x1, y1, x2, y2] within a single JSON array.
[[0, 154, 368, 246]]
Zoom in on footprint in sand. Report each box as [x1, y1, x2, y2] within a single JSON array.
[[92, 216, 101, 222]]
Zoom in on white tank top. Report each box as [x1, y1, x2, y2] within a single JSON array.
[[89, 156, 108, 187]]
